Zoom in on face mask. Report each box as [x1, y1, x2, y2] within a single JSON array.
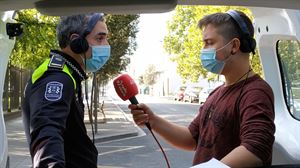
[[85, 45, 111, 72], [200, 41, 232, 74]]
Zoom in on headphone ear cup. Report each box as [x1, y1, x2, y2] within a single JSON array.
[[239, 37, 255, 53], [70, 37, 89, 54]]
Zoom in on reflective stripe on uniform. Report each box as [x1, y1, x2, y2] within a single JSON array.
[[31, 58, 76, 89]]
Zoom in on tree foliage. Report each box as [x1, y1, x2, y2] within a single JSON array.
[[10, 9, 59, 69], [164, 6, 263, 82], [278, 40, 300, 85], [140, 64, 160, 86], [137, 75, 144, 85]]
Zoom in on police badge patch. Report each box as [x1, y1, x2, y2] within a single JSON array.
[[45, 81, 63, 101]]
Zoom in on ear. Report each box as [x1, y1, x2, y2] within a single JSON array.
[[231, 38, 240, 55]]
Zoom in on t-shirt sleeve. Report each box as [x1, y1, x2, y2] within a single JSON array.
[[188, 106, 203, 145], [239, 86, 275, 166]]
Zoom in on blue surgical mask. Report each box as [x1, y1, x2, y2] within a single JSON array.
[[200, 48, 225, 74], [85, 45, 111, 72], [200, 41, 232, 74]]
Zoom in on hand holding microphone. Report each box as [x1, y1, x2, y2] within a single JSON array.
[[113, 74, 152, 130], [129, 103, 154, 127]]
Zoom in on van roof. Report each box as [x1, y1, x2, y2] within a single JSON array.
[[0, 0, 300, 16]]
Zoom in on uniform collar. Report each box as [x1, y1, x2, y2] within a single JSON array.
[[50, 50, 88, 81]]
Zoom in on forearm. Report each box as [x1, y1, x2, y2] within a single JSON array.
[[31, 126, 65, 167], [150, 114, 196, 151], [221, 145, 262, 168]]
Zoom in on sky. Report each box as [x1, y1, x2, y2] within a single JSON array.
[[129, 12, 177, 78]]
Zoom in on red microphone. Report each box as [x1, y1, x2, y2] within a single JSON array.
[[113, 74, 151, 130]]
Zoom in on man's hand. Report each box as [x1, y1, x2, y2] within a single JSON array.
[[128, 103, 155, 127]]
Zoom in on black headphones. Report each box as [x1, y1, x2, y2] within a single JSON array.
[[226, 10, 256, 54], [70, 13, 103, 54]]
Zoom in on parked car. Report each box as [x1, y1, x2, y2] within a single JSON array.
[[198, 87, 214, 104], [173, 86, 186, 101], [183, 86, 202, 103]]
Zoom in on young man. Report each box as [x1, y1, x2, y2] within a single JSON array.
[[129, 10, 275, 167], [22, 13, 110, 168]]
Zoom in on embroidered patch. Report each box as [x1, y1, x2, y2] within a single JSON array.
[[44, 81, 63, 101]]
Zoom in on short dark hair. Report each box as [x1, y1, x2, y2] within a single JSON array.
[[56, 13, 104, 49], [198, 10, 254, 44]]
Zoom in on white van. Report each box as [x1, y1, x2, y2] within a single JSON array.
[[0, 1, 299, 167]]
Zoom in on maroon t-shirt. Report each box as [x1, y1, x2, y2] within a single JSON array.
[[188, 75, 275, 166]]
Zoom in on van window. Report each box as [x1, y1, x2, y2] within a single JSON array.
[[277, 40, 300, 120]]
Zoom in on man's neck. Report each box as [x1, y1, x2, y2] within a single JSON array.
[[61, 47, 84, 69], [224, 67, 254, 86], [223, 52, 255, 86]]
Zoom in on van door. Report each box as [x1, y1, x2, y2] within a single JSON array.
[[251, 8, 300, 165], [0, 11, 16, 168]]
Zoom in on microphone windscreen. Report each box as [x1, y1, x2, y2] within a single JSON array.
[[113, 74, 138, 101]]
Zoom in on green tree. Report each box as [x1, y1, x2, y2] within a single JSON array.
[[164, 6, 262, 82], [10, 9, 59, 69], [138, 64, 161, 95], [278, 40, 300, 84], [143, 64, 160, 86]]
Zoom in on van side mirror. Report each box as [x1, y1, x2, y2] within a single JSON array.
[[6, 23, 23, 39]]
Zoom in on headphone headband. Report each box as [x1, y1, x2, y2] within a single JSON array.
[[226, 10, 250, 37], [226, 10, 256, 54], [83, 13, 104, 37]]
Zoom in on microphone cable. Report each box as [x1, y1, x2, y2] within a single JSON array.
[[147, 126, 171, 168], [133, 97, 170, 167]]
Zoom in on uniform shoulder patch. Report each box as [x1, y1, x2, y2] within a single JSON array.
[[44, 81, 63, 101], [48, 54, 65, 70]]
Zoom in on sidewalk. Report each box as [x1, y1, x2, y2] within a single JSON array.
[[84, 96, 141, 143]]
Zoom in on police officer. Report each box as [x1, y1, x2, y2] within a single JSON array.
[[22, 13, 110, 168]]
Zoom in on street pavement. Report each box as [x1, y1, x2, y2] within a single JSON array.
[[4, 96, 142, 168]]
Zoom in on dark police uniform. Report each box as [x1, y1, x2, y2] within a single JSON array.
[[22, 50, 98, 168]]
